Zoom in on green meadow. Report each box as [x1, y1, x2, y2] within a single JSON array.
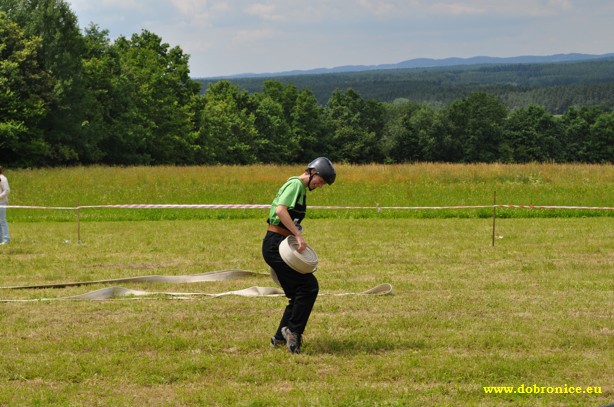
[[7, 163, 614, 222], [0, 164, 612, 406]]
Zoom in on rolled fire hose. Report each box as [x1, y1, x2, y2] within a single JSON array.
[[279, 235, 318, 274], [270, 235, 318, 285]]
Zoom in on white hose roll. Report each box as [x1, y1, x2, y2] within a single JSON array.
[[279, 235, 319, 274]]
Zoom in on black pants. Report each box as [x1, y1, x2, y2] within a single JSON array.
[[262, 231, 319, 338]]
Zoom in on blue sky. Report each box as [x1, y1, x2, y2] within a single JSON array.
[[66, 0, 614, 78]]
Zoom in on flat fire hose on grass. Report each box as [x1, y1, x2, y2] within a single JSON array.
[[1, 269, 259, 289], [0, 270, 393, 302]]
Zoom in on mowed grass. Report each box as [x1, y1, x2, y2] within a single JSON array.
[[0, 164, 612, 405], [1, 217, 612, 406]]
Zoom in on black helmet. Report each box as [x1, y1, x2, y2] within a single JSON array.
[[307, 157, 336, 185]]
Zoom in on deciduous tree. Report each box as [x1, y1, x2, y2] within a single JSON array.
[[0, 11, 50, 166]]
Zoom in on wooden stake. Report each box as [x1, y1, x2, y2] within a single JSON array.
[[492, 191, 497, 247], [77, 202, 81, 244]]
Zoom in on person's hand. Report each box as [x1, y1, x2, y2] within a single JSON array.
[[295, 234, 307, 253]]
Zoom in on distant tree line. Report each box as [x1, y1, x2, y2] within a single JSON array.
[[1, 0, 612, 168], [208, 60, 614, 114]]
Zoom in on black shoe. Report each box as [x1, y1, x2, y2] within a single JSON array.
[[270, 336, 286, 348], [281, 327, 302, 354]]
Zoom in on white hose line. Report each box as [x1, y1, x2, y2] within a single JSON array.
[[1, 269, 262, 290], [0, 283, 393, 302], [0, 269, 393, 302]]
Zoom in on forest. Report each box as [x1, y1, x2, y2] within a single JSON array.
[[1, 0, 613, 168], [199, 59, 614, 113]]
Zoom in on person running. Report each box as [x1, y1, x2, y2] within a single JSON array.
[[262, 157, 336, 354]]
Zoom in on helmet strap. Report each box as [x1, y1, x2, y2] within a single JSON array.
[[307, 169, 316, 191]]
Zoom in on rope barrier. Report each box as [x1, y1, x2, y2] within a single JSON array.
[[6, 201, 612, 247], [495, 204, 614, 210], [7, 203, 614, 211], [7, 205, 76, 210], [78, 204, 271, 210]]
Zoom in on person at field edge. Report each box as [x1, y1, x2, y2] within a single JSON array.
[[262, 157, 336, 354], [0, 166, 11, 245]]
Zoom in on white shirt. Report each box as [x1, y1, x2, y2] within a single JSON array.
[[0, 174, 10, 203]]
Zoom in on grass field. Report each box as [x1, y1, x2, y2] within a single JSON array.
[[0, 164, 612, 406], [7, 163, 614, 222]]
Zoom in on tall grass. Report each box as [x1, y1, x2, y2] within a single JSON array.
[[7, 163, 614, 222]]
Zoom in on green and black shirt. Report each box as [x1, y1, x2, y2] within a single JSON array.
[[267, 176, 307, 230]]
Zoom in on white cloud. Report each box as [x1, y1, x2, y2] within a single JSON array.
[[426, 0, 576, 17], [169, 0, 208, 14], [548, 0, 573, 11], [356, 0, 398, 16], [100, 0, 148, 10], [233, 27, 280, 43], [430, 2, 485, 16], [245, 3, 286, 21]]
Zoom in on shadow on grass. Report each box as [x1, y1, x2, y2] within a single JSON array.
[[309, 337, 426, 355]]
